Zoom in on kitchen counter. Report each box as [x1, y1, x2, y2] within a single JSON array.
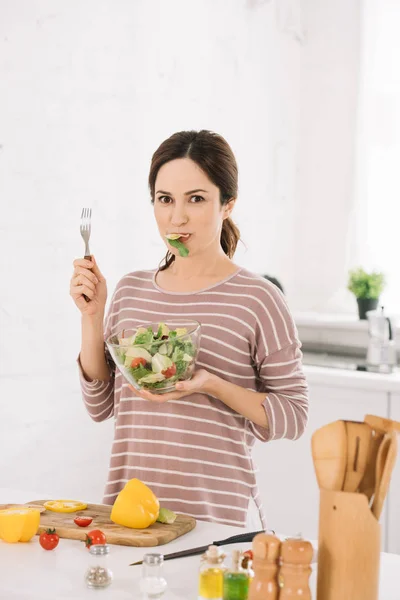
[[303, 363, 400, 393], [1, 489, 400, 599]]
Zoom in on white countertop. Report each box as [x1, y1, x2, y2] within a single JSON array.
[[1, 489, 400, 599], [303, 363, 400, 393]]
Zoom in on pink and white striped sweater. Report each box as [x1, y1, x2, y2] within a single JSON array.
[[78, 267, 309, 528]]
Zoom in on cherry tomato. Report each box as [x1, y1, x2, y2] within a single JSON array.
[[131, 357, 147, 369], [74, 516, 93, 527], [243, 550, 253, 560], [162, 363, 177, 378], [85, 529, 106, 549], [39, 528, 59, 551]]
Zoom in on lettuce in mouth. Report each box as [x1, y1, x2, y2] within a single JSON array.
[[166, 236, 189, 257]]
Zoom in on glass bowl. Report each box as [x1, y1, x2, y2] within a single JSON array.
[[106, 320, 201, 395]]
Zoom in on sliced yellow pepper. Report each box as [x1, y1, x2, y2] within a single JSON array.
[[111, 479, 159, 529], [0, 507, 40, 543], [44, 500, 87, 513]]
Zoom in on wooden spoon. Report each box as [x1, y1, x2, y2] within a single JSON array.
[[371, 431, 398, 520], [311, 420, 347, 490], [342, 421, 372, 492]]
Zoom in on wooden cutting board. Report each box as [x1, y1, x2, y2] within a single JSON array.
[[22, 500, 196, 547]]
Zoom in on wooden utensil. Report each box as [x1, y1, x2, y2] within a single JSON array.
[[371, 431, 398, 520], [371, 433, 392, 503], [311, 420, 347, 490], [364, 414, 400, 434], [26, 501, 196, 547], [358, 427, 385, 501], [342, 421, 372, 492]]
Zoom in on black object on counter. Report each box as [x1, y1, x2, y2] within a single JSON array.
[[129, 529, 268, 566]]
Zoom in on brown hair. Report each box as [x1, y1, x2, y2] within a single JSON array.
[[148, 130, 241, 271]]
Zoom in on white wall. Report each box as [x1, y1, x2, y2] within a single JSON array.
[[291, 0, 361, 312], [0, 0, 303, 502], [0, 0, 365, 521], [351, 0, 400, 313]]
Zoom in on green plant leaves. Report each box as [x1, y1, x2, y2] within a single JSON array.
[[347, 268, 386, 299]]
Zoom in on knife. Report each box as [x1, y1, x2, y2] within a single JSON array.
[[129, 529, 269, 566]]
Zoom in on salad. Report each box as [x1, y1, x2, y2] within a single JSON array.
[[113, 322, 198, 391]]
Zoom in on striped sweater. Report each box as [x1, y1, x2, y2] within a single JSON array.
[[78, 267, 309, 528]]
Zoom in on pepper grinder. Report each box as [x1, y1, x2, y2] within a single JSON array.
[[248, 533, 281, 600], [278, 537, 313, 599]]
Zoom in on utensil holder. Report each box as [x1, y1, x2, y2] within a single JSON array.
[[316, 489, 380, 600]]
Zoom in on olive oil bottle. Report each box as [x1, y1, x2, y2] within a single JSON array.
[[198, 545, 227, 600]]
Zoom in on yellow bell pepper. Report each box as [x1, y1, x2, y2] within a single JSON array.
[[0, 507, 40, 543], [43, 500, 87, 513], [111, 479, 160, 529]]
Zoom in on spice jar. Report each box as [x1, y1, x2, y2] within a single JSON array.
[[139, 553, 168, 599], [278, 537, 313, 600], [84, 544, 113, 589]]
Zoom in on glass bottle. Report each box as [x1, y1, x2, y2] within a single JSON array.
[[223, 549, 249, 600], [84, 544, 113, 588], [198, 545, 228, 600], [139, 553, 168, 599]]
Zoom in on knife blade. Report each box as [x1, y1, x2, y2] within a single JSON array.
[[129, 529, 268, 566]]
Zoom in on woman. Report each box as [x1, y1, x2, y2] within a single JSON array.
[[70, 130, 309, 529]]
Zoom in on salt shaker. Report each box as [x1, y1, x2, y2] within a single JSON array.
[[248, 533, 281, 600], [139, 553, 168, 599], [84, 544, 113, 589], [278, 537, 313, 599]]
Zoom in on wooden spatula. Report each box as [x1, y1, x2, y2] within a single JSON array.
[[358, 427, 384, 501], [311, 420, 347, 491], [359, 414, 400, 501], [342, 421, 372, 492], [364, 414, 400, 434], [371, 431, 398, 520]]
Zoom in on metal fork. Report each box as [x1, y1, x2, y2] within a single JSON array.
[[80, 208, 92, 258], [80, 208, 92, 302]]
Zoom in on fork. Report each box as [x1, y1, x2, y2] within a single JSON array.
[[80, 207, 92, 302]]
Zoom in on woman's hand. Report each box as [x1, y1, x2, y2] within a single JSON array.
[[129, 369, 215, 402], [70, 255, 107, 317]]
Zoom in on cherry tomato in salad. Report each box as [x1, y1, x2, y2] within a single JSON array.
[[85, 529, 106, 549], [162, 363, 177, 378], [243, 550, 253, 560], [39, 528, 59, 551], [131, 357, 147, 369], [74, 516, 93, 527]]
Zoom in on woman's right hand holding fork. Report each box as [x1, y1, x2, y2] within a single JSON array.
[[70, 256, 107, 318]]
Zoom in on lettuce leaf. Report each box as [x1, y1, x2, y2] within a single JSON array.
[[175, 360, 189, 377], [128, 364, 151, 382], [133, 327, 154, 348], [166, 237, 189, 257]]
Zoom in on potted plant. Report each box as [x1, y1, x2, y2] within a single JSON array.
[[347, 267, 386, 320]]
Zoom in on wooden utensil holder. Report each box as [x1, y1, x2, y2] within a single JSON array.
[[316, 489, 380, 600]]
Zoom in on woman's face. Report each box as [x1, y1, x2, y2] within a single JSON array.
[[153, 158, 233, 258]]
